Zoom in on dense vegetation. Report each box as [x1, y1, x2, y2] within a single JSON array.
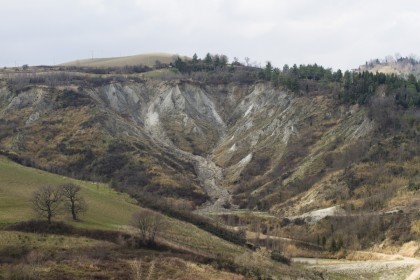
[[5, 53, 420, 109], [172, 53, 420, 107]]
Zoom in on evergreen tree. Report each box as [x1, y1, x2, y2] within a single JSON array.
[[214, 55, 221, 68], [264, 61, 273, 81], [291, 64, 299, 77], [334, 69, 343, 82], [192, 53, 198, 63], [204, 53, 212, 65], [271, 68, 280, 86], [220, 55, 228, 66], [174, 56, 187, 73]]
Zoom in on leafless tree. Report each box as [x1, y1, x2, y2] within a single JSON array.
[[368, 95, 399, 133], [60, 183, 87, 220], [131, 209, 165, 245], [385, 55, 395, 64], [31, 185, 63, 224]]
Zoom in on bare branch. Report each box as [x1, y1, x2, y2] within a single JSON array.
[[60, 183, 87, 220], [31, 185, 63, 224], [131, 209, 165, 245]]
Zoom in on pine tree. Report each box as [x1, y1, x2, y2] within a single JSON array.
[[204, 53, 212, 65], [192, 53, 198, 63], [264, 61, 273, 81]]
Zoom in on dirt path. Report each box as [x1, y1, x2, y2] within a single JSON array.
[[244, 230, 323, 249], [293, 253, 420, 280], [406, 263, 420, 280]]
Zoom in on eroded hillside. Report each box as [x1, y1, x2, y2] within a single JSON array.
[[0, 73, 419, 220]]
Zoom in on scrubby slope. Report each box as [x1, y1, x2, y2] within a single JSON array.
[[1, 73, 419, 218], [1, 68, 419, 224], [1, 159, 326, 279]]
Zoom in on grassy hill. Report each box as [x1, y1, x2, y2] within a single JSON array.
[[0, 155, 245, 257], [0, 156, 139, 229], [0, 156, 314, 279], [59, 52, 189, 68], [0, 230, 250, 280]]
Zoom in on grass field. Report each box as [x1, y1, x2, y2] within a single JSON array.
[[0, 156, 248, 257], [0, 231, 246, 280], [0, 156, 139, 229]]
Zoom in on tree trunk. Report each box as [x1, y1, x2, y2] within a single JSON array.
[[71, 204, 77, 220]]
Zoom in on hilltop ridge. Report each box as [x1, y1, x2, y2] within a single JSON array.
[[359, 55, 420, 78], [59, 52, 189, 68]]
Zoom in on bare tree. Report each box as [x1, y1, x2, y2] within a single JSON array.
[[131, 209, 165, 245], [385, 55, 395, 64], [60, 183, 87, 220], [31, 185, 63, 224], [244, 57, 250, 66]]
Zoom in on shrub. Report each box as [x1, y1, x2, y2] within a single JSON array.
[[270, 250, 291, 265], [0, 245, 30, 263], [408, 182, 420, 191], [131, 209, 165, 246]]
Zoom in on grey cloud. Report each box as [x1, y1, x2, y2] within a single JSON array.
[[1, 0, 419, 69]]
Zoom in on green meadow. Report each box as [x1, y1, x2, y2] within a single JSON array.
[[0, 156, 139, 229]]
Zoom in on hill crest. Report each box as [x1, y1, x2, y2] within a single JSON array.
[[60, 52, 189, 68]]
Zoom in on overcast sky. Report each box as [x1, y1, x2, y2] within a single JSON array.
[[1, 0, 419, 70]]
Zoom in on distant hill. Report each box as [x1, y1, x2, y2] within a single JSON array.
[[60, 52, 189, 68], [359, 56, 420, 78]]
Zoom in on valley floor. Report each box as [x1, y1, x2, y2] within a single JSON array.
[[293, 253, 420, 280]]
